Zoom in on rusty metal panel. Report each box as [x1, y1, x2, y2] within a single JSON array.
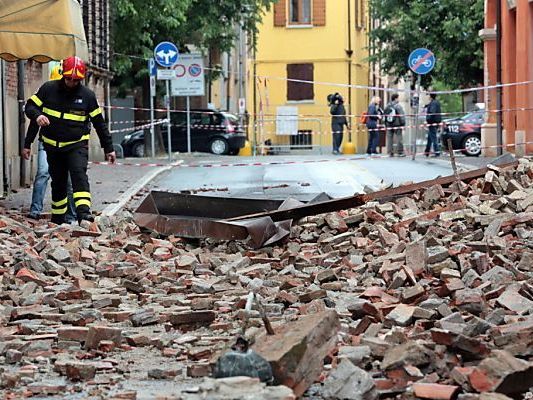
[[133, 191, 294, 248]]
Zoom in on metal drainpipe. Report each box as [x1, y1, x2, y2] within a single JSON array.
[[253, 45, 257, 154], [208, 49, 212, 104], [226, 52, 231, 112], [17, 60, 26, 188], [496, 0, 503, 156], [347, 0, 353, 141], [0, 60, 5, 197]]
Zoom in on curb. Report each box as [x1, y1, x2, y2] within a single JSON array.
[[101, 160, 183, 217]]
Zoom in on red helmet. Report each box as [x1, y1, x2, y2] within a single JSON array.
[[62, 56, 86, 80]]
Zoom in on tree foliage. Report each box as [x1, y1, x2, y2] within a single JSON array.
[[111, 0, 276, 93], [369, 0, 484, 89]]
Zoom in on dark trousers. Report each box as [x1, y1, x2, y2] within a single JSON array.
[[386, 127, 404, 155], [366, 130, 379, 154], [332, 126, 343, 152], [425, 125, 441, 155], [46, 146, 91, 223]]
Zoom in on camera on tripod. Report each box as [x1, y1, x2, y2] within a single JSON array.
[[327, 92, 344, 105]]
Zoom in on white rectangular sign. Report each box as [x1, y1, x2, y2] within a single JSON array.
[[157, 69, 176, 80], [150, 76, 156, 96], [276, 106, 298, 135], [171, 53, 205, 97]]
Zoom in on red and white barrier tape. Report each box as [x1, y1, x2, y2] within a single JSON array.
[[104, 104, 533, 121], [88, 140, 533, 170], [110, 119, 168, 134]]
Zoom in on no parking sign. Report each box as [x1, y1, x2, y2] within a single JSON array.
[[170, 53, 205, 96]]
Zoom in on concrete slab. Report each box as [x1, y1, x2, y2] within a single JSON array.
[[154, 155, 455, 200]]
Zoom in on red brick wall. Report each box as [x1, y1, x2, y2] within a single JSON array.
[[5, 62, 17, 98], [5, 61, 43, 99], [484, 0, 533, 154]]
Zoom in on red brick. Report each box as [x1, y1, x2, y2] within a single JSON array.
[[253, 310, 339, 397], [57, 327, 89, 342], [412, 383, 460, 400]]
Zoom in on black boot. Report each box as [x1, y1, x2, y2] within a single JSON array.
[[77, 212, 95, 224], [51, 214, 66, 225]]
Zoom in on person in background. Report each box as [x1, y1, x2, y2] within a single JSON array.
[[384, 93, 406, 157], [328, 93, 349, 155], [424, 93, 442, 157], [23, 63, 76, 222], [366, 96, 382, 155]]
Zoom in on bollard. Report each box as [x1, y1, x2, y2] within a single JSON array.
[[342, 141, 356, 154], [239, 140, 252, 156]]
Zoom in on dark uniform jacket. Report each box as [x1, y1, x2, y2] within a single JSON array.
[[23, 120, 40, 149], [330, 103, 348, 131], [25, 79, 113, 154], [426, 99, 442, 124]]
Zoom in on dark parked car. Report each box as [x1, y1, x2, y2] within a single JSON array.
[[121, 109, 246, 157], [441, 110, 485, 156]]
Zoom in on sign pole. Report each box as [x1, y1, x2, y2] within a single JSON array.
[[148, 58, 156, 158], [166, 79, 172, 161], [150, 83, 155, 158], [412, 76, 421, 161], [186, 96, 191, 153], [407, 48, 436, 161], [153, 41, 179, 161]]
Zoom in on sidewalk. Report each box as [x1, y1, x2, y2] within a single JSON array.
[[0, 161, 166, 217]]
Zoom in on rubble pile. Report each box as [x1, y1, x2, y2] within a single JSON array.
[[0, 159, 532, 399]]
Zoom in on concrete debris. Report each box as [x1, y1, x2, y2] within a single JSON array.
[[322, 359, 378, 400], [0, 158, 532, 398], [178, 376, 295, 399]]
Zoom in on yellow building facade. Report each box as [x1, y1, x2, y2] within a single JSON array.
[[248, 0, 370, 154]]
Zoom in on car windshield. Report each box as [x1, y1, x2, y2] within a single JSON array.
[[222, 113, 239, 124], [461, 111, 485, 123]]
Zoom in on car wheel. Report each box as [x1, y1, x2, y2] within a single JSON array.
[[210, 138, 229, 155], [462, 135, 481, 157], [131, 142, 145, 157]]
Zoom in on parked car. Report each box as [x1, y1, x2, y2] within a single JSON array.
[[441, 110, 485, 156], [121, 109, 246, 157]]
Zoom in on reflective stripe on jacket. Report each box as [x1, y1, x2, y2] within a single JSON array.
[[25, 80, 113, 153]]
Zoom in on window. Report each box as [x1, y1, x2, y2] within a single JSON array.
[[289, 0, 311, 25], [191, 112, 212, 126], [287, 63, 314, 101], [274, 0, 326, 27], [171, 112, 187, 125], [291, 131, 312, 149]]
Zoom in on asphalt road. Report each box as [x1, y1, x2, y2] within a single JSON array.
[[152, 154, 457, 201]]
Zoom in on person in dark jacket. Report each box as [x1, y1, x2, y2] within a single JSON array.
[[424, 93, 442, 157], [24, 56, 116, 225], [366, 96, 382, 155], [329, 93, 349, 154], [384, 93, 406, 157]]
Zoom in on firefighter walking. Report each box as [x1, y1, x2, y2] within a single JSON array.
[[24, 56, 116, 224]]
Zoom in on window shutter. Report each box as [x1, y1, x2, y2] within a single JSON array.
[[274, 0, 287, 27], [313, 0, 326, 26], [287, 63, 314, 101]]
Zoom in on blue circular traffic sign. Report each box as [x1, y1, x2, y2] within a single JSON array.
[[408, 48, 435, 75], [154, 41, 179, 68], [188, 64, 202, 77]]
